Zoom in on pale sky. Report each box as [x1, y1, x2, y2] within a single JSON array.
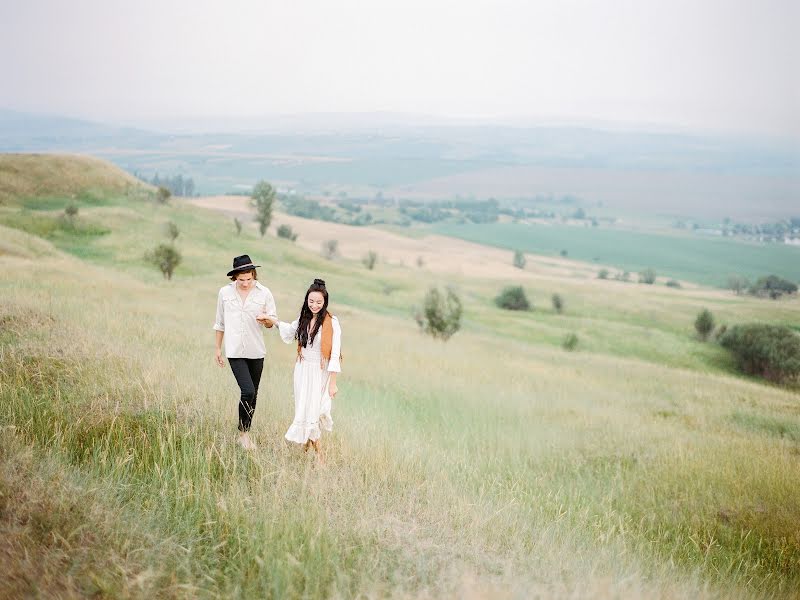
[[1, 0, 798, 136]]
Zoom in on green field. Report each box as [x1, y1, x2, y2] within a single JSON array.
[[432, 222, 800, 287], [2, 154, 800, 598]]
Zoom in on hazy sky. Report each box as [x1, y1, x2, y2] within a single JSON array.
[[1, 0, 798, 136]]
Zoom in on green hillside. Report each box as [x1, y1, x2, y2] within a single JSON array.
[[1, 154, 799, 598]]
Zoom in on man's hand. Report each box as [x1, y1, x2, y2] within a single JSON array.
[[215, 349, 224, 368], [257, 314, 276, 328]]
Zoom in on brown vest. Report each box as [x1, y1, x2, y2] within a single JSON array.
[[296, 311, 341, 368]]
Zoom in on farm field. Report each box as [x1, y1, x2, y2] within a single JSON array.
[[1, 154, 800, 599], [432, 221, 800, 288]]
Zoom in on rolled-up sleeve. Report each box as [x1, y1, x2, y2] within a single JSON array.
[[278, 319, 299, 344], [213, 290, 225, 332], [328, 317, 342, 373]]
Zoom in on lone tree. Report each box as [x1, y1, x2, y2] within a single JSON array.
[[322, 239, 339, 260], [639, 268, 657, 284], [145, 243, 182, 280], [363, 250, 378, 270], [694, 308, 715, 341], [727, 274, 749, 295], [156, 186, 171, 205], [552, 293, 564, 313], [418, 286, 462, 341], [64, 203, 79, 223], [234, 217, 242, 236], [513, 250, 526, 269], [749, 275, 798, 300], [251, 180, 275, 237], [720, 324, 800, 383], [164, 220, 179, 242]]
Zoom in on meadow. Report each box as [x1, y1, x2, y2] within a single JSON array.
[[432, 221, 800, 288], [1, 154, 800, 599]]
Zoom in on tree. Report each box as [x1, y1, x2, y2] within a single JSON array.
[[277, 224, 298, 241], [727, 275, 749, 295], [321, 239, 339, 260], [64, 203, 79, 222], [418, 286, 462, 341], [156, 186, 171, 205], [720, 324, 800, 383], [362, 250, 378, 270], [597, 268, 609, 280], [164, 220, 179, 242], [562, 333, 579, 351], [694, 309, 714, 341], [748, 275, 798, 300], [513, 250, 526, 269], [639, 268, 657, 284], [145, 244, 182, 280], [234, 217, 242, 236], [552, 293, 564, 313], [251, 180, 275, 237], [495, 286, 531, 311]]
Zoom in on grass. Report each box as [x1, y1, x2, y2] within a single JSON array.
[[432, 222, 800, 288], [1, 153, 800, 598]]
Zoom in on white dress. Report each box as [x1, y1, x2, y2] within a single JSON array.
[[277, 316, 342, 444]]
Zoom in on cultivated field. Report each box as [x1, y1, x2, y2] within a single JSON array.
[[1, 154, 799, 599]]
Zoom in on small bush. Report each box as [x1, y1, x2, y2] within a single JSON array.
[[321, 239, 339, 260], [720, 324, 800, 383], [145, 243, 181, 280], [362, 250, 378, 270], [156, 187, 171, 205], [597, 268, 609, 280], [727, 274, 749, 295], [615, 271, 631, 282], [552, 293, 564, 313], [513, 250, 526, 269], [694, 309, 715, 341], [495, 286, 531, 311], [417, 286, 462, 341], [64, 203, 79, 221], [416, 256, 425, 268], [560, 249, 568, 257], [277, 224, 298, 241], [562, 333, 579, 351], [234, 218, 242, 236], [164, 221, 179, 242], [665, 279, 681, 288], [639, 268, 657, 284]]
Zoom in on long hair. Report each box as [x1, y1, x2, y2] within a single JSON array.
[[296, 278, 329, 348]]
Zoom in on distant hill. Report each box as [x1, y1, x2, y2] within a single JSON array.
[[0, 153, 148, 205]]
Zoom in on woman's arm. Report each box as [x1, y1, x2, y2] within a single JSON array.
[[275, 319, 299, 344], [327, 317, 341, 398]]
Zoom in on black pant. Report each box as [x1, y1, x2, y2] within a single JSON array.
[[228, 358, 264, 432]]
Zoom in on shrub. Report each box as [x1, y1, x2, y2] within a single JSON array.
[[748, 275, 798, 299], [362, 250, 378, 270], [597, 268, 609, 280], [495, 286, 531, 311], [277, 224, 298, 241], [164, 221, 179, 242], [639, 268, 657, 284], [145, 243, 182, 280], [416, 256, 425, 268], [251, 180, 275, 237], [156, 186, 171, 204], [666, 279, 681, 288], [694, 309, 715, 341], [562, 333, 579, 351], [560, 249, 568, 257], [321, 239, 339, 260], [234, 217, 242, 236], [64, 203, 79, 221], [727, 274, 749, 295], [720, 324, 800, 383], [418, 286, 462, 341], [551, 293, 564, 313], [513, 250, 526, 269]]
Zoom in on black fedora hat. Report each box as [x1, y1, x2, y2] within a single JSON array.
[[227, 254, 261, 277]]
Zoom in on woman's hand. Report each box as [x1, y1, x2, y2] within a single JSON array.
[[328, 381, 338, 399], [257, 314, 276, 328], [215, 348, 224, 368]]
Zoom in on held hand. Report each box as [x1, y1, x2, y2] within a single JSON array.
[[328, 381, 338, 399], [256, 314, 276, 328], [215, 349, 224, 368]]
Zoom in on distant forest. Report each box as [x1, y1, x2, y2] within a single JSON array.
[[134, 172, 196, 197]]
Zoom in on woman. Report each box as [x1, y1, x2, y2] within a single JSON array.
[[269, 278, 341, 460], [213, 254, 277, 450]]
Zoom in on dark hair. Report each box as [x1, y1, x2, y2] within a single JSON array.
[[230, 269, 257, 281], [296, 279, 329, 348]]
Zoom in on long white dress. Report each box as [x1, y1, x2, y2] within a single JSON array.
[[277, 316, 342, 444]]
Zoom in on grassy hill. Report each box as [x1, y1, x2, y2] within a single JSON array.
[[1, 153, 799, 598]]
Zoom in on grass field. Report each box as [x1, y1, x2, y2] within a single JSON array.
[[432, 222, 800, 288], [2, 154, 800, 598]]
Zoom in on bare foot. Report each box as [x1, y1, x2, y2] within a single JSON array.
[[238, 432, 256, 450]]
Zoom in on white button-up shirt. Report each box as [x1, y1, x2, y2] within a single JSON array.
[[213, 281, 278, 359]]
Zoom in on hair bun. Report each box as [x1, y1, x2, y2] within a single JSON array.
[[313, 278, 326, 287]]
